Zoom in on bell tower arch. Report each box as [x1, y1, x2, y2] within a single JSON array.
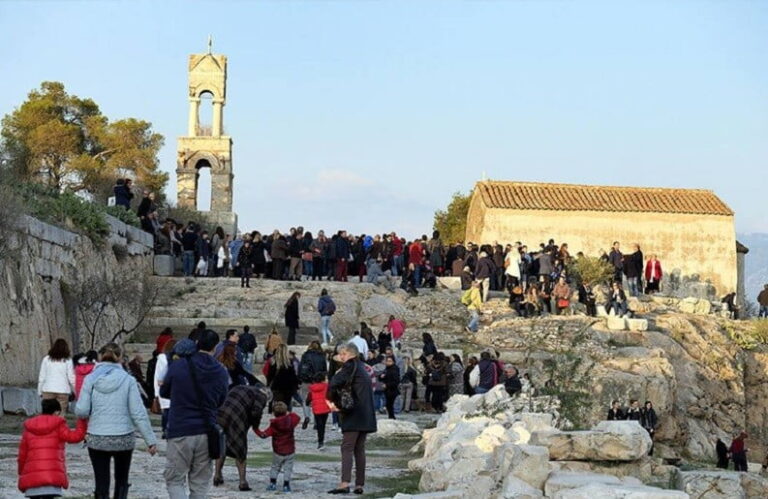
[[176, 37, 237, 233]]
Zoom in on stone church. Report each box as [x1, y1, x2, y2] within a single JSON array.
[[465, 180, 745, 298]]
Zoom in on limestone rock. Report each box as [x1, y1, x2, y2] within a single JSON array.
[[740, 472, 768, 499], [498, 476, 544, 498], [676, 471, 745, 499], [393, 493, 467, 499], [495, 444, 550, 490], [531, 421, 652, 461], [153, 254, 175, 276], [544, 471, 622, 496], [607, 316, 627, 330], [372, 419, 422, 439], [552, 483, 689, 498], [626, 318, 648, 331], [2, 387, 40, 415]]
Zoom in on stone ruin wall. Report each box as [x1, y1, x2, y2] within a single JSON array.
[[0, 215, 153, 386], [466, 207, 737, 296]]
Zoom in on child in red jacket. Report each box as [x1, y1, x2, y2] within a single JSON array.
[[255, 401, 300, 493], [306, 372, 331, 450], [18, 399, 87, 498]]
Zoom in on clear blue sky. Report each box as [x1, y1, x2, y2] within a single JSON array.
[[1, 1, 766, 238]]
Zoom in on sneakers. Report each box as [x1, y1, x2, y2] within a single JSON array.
[[283, 484, 292, 493], [318, 444, 326, 451], [331, 423, 338, 432], [302, 417, 310, 430], [266, 483, 277, 491]]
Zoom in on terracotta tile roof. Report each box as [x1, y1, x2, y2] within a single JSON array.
[[475, 181, 734, 216]]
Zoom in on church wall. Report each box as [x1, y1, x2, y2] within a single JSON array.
[[466, 203, 737, 295]]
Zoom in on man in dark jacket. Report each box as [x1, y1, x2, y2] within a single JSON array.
[[161, 330, 229, 499], [608, 241, 623, 283], [238, 325, 257, 373], [298, 341, 328, 383], [472, 351, 498, 394], [327, 343, 376, 494], [715, 438, 729, 469], [475, 251, 496, 303], [181, 225, 198, 277], [501, 365, 522, 396], [624, 244, 644, 297], [335, 231, 351, 282], [607, 400, 625, 420], [113, 178, 133, 209]]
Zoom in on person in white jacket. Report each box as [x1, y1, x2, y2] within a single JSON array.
[[37, 338, 76, 413], [504, 244, 521, 289], [153, 338, 177, 439]]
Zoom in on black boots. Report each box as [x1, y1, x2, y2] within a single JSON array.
[[113, 484, 130, 499]]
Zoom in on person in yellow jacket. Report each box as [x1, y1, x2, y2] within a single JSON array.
[[461, 281, 483, 333]]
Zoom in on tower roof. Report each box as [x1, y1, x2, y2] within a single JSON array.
[[474, 180, 734, 216]]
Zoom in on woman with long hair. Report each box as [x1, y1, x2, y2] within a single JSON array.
[[217, 344, 257, 388], [284, 292, 301, 345], [267, 344, 300, 411], [448, 354, 464, 397], [75, 343, 157, 499], [153, 338, 177, 439], [38, 338, 76, 413]]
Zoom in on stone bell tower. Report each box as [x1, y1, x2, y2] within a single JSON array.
[[176, 37, 237, 234]]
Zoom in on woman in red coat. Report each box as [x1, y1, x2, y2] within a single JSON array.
[[645, 255, 663, 294], [18, 398, 87, 498]]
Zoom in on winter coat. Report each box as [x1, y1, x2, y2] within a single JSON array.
[[237, 245, 254, 268], [608, 249, 623, 269], [17, 415, 87, 492], [238, 332, 257, 354], [158, 353, 229, 440], [380, 365, 401, 392], [299, 349, 327, 383], [607, 407, 625, 420], [318, 295, 336, 316], [271, 238, 288, 260], [74, 364, 94, 399], [759, 289, 768, 307], [268, 364, 300, 399], [427, 360, 450, 387], [503, 374, 522, 396], [335, 237, 351, 260], [328, 358, 377, 433], [75, 363, 157, 446], [645, 260, 663, 282], [37, 357, 75, 396], [113, 184, 133, 208], [307, 382, 331, 415], [641, 407, 658, 430], [153, 353, 171, 410], [408, 242, 423, 266], [387, 319, 406, 341], [256, 412, 300, 456], [285, 299, 300, 329], [625, 251, 643, 278], [462, 287, 483, 311], [475, 257, 495, 280], [475, 359, 498, 390], [535, 253, 553, 276]]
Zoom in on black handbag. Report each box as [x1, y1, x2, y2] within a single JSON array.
[[186, 358, 226, 460], [337, 361, 358, 413]]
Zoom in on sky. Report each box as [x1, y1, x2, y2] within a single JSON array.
[[1, 1, 766, 238]]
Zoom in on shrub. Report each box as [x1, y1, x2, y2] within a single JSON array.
[[105, 205, 141, 227], [727, 321, 768, 350], [568, 256, 615, 286]]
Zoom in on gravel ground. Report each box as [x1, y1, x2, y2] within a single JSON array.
[[0, 411, 434, 498]]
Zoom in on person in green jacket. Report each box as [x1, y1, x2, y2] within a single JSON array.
[[462, 280, 483, 333]]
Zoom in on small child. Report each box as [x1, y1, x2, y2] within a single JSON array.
[[18, 399, 88, 499], [307, 372, 331, 449], [255, 401, 300, 493]]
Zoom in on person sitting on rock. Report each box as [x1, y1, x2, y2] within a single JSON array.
[[501, 365, 522, 397], [578, 280, 597, 317], [605, 281, 629, 317], [469, 351, 499, 395], [607, 400, 625, 420]]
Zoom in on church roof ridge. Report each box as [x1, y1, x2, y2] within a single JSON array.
[[474, 180, 733, 216]]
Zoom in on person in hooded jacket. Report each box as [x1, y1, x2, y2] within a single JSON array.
[[379, 356, 401, 419], [75, 343, 157, 499], [72, 350, 98, 400], [298, 341, 327, 384], [17, 398, 88, 499]]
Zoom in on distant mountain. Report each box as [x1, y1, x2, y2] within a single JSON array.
[[737, 233, 768, 305]]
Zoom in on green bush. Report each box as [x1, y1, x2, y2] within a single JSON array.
[[568, 256, 615, 286], [727, 321, 768, 350], [105, 205, 141, 227]]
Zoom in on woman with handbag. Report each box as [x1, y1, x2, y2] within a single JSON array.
[[75, 343, 157, 499], [327, 343, 377, 495], [552, 276, 572, 316]]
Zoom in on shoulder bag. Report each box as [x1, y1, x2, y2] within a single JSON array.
[[186, 357, 226, 460], [337, 361, 358, 413]]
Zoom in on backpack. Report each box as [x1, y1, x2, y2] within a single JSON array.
[[325, 300, 336, 315], [298, 358, 314, 383], [430, 369, 443, 383]]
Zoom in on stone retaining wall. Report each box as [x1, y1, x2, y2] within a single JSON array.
[[0, 215, 153, 386]]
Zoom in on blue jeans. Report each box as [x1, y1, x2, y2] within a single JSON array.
[[627, 277, 639, 297], [392, 255, 403, 276], [303, 260, 313, 277], [374, 391, 386, 412], [320, 315, 333, 343], [474, 387, 490, 394], [607, 300, 628, 316], [468, 310, 479, 332], [182, 250, 195, 276], [413, 265, 421, 288], [759, 306, 768, 319]]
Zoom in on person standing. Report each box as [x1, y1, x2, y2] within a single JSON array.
[[181, 225, 198, 277], [475, 251, 495, 302], [379, 356, 400, 420], [399, 356, 417, 413], [715, 438, 729, 469], [153, 339, 177, 439], [327, 343, 377, 495], [307, 373, 332, 450], [462, 280, 483, 333], [608, 241, 623, 284], [113, 178, 133, 209], [75, 343, 157, 499], [448, 354, 464, 398], [237, 239, 254, 288], [318, 289, 336, 345], [641, 400, 658, 456], [552, 276, 572, 316], [160, 330, 229, 499], [730, 432, 748, 472], [37, 339, 76, 414], [408, 239, 424, 288], [426, 353, 450, 413], [284, 292, 301, 345], [644, 254, 663, 294], [335, 230, 351, 282], [271, 232, 288, 280], [238, 325, 257, 374], [463, 356, 478, 396], [267, 345, 300, 412], [625, 243, 644, 297], [757, 284, 768, 319], [298, 341, 328, 384], [255, 401, 301, 492], [469, 351, 499, 395]]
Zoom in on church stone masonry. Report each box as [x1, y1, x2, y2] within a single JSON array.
[[465, 180, 741, 298], [176, 41, 237, 235]]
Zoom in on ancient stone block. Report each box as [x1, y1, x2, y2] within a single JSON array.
[[626, 318, 648, 331], [154, 255, 175, 276], [544, 472, 622, 496], [530, 421, 652, 461], [496, 443, 550, 490], [552, 483, 689, 499], [607, 316, 627, 330], [2, 387, 41, 416], [372, 419, 421, 440], [676, 471, 745, 499]]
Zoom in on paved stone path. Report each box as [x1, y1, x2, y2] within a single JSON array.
[[0, 412, 434, 498]]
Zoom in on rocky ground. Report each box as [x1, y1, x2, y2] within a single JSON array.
[[0, 411, 433, 498]]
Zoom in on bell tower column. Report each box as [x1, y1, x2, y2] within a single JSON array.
[[188, 97, 200, 136], [212, 98, 224, 137]]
